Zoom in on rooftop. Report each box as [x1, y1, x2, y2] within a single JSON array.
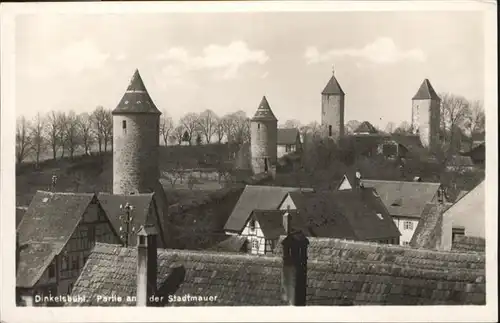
[[412, 79, 440, 101], [70, 240, 485, 306], [112, 69, 162, 115], [251, 96, 278, 122], [321, 72, 345, 95], [277, 128, 300, 145]]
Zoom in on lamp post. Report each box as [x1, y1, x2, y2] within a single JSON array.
[[119, 202, 135, 247]]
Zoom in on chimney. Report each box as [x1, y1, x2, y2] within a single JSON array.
[[437, 189, 452, 251], [281, 231, 309, 306], [354, 171, 362, 189], [283, 206, 292, 235], [136, 224, 158, 307]]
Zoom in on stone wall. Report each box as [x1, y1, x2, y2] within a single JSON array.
[[113, 114, 160, 194], [412, 99, 441, 150]]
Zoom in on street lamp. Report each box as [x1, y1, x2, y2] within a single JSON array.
[[119, 202, 135, 247]]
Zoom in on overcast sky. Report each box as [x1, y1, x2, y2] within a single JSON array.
[[15, 11, 484, 128]]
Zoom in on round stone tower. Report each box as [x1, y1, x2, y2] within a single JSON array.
[[112, 69, 162, 195], [321, 67, 345, 142], [250, 96, 278, 175]]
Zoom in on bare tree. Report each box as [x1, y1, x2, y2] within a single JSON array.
[[345, 120, 361, 135], [180, 112, 200, 146], [16, 116, 31, 164], [197, 109, 218, 144], [45, 111, 61, 160], [30, 113, 45, 167], [214, 117, 225, 144], [384, 121, 396, 134], [464, 100, 485, 149], [56, 112, 69, 158], [173, 124, 185, 145], [103, 110, 113, 152], [394, 121, 412, 134], [92, 106, 107, 155], [79, 112, 94, 156], [221, 114, 236, 143], [64, 111, 81, 159], [281, 119, 301, 129], [440, 92, 471, 153], [160, 111, 174, 146], [229, 111, 250, 145]]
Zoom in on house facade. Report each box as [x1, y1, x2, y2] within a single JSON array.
[[16, 192, 120, 306], [277, 128, 302, 159], [337, 176, 444, 246]]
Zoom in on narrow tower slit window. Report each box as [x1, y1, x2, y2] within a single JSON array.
[[329, 125, 332, 137], [122, 120, 127, 132], [258, 123, 260, 129]]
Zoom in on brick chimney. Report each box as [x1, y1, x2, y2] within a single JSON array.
[[283, 206, 292, 235], [136, 224, 158, 307], [281, 231, 309, 306]]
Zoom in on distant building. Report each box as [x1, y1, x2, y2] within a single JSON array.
[[16, 191, 120, 306], [250, 96, 278, 175], [223, 185, 313, 242], [321, 68, 345, 142], [277, 128, 302, 158], [278, 188, 401, 245], [337, 176, 446, 246], [353, 121, 379, 135], [411, 79, 441, 151], [445, 155, 476, 173], [68, 228, 486, 306]]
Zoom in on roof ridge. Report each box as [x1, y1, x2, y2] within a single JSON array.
[[362, 179, 441, 185], [36, 190, 96, 196]]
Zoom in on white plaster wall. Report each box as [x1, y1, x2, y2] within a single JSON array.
[[392, 217, 419, 245]]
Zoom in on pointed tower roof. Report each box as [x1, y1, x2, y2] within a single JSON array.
[[251, 96, 278, 122], [412, 79, 440, 100], [321, 68, 345, 95], [112, 69, 161, 115], [354, 121, 379, 134]]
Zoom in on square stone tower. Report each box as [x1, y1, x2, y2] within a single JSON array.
[[411, 79, 441, 151], [250, 96, 278, 175], [321, 68, 345, 142], [112, 69, 162, 195]]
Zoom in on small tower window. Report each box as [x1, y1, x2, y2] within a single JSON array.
[[258, 123, 260, 129], [329, 125, 332, 136], [122, 120, 127, 130]]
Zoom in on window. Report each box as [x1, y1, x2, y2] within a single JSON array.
[[328, 125, 332, 136], [252, 240, 259, 250], [68, 283, 74, 294], [376, 213, 384, 220], [452, 227, 465, 241], [403, 221, 414, 230], [258, 124, 260, 129], [61, 255, 69, 271], [122, 120, 127, 130], [249, 219, 256, 231], [48, 263, 56, 278], [71, 256, 79, 270], [403, 241, 410, 246]]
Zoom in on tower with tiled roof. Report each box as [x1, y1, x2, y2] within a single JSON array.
[[321, 66, 345, 142], [250, 96, 278, 174], [411, 79, 441, 150], [112, 69, 162, 195]]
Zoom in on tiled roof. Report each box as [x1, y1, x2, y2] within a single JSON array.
[[412, 79, 440, 100], [251, 96, 278, 122], [288, 189, 400, 241], [252, 210, 311, 239], [207, 236, 248, 253], [112, 69, 161, 115], [361, 180, 441, 218], [223, 185, 313, 233], [16, 191, 96, 288], [354, 121, 378, 134], [452, 236, 485, 253], [409, 203, 442, 249], [97, 192, 159, 246], [70, 241, 485, 306], [17, 191, 96, 245], [275, 237, 485, 271], [390, 134, 425, 155], [17, 241, 64, 288], [277, 128, 300, 145], [322, 73, 345, 95]]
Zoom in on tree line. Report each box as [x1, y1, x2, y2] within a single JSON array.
[[15, 107, 252, 166]]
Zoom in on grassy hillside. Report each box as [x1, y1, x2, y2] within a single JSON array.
[[16, 143, 235, 207]]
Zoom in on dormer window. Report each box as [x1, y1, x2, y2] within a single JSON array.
[[391, 198, 402, 207], [376, 213, 384, 220]]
